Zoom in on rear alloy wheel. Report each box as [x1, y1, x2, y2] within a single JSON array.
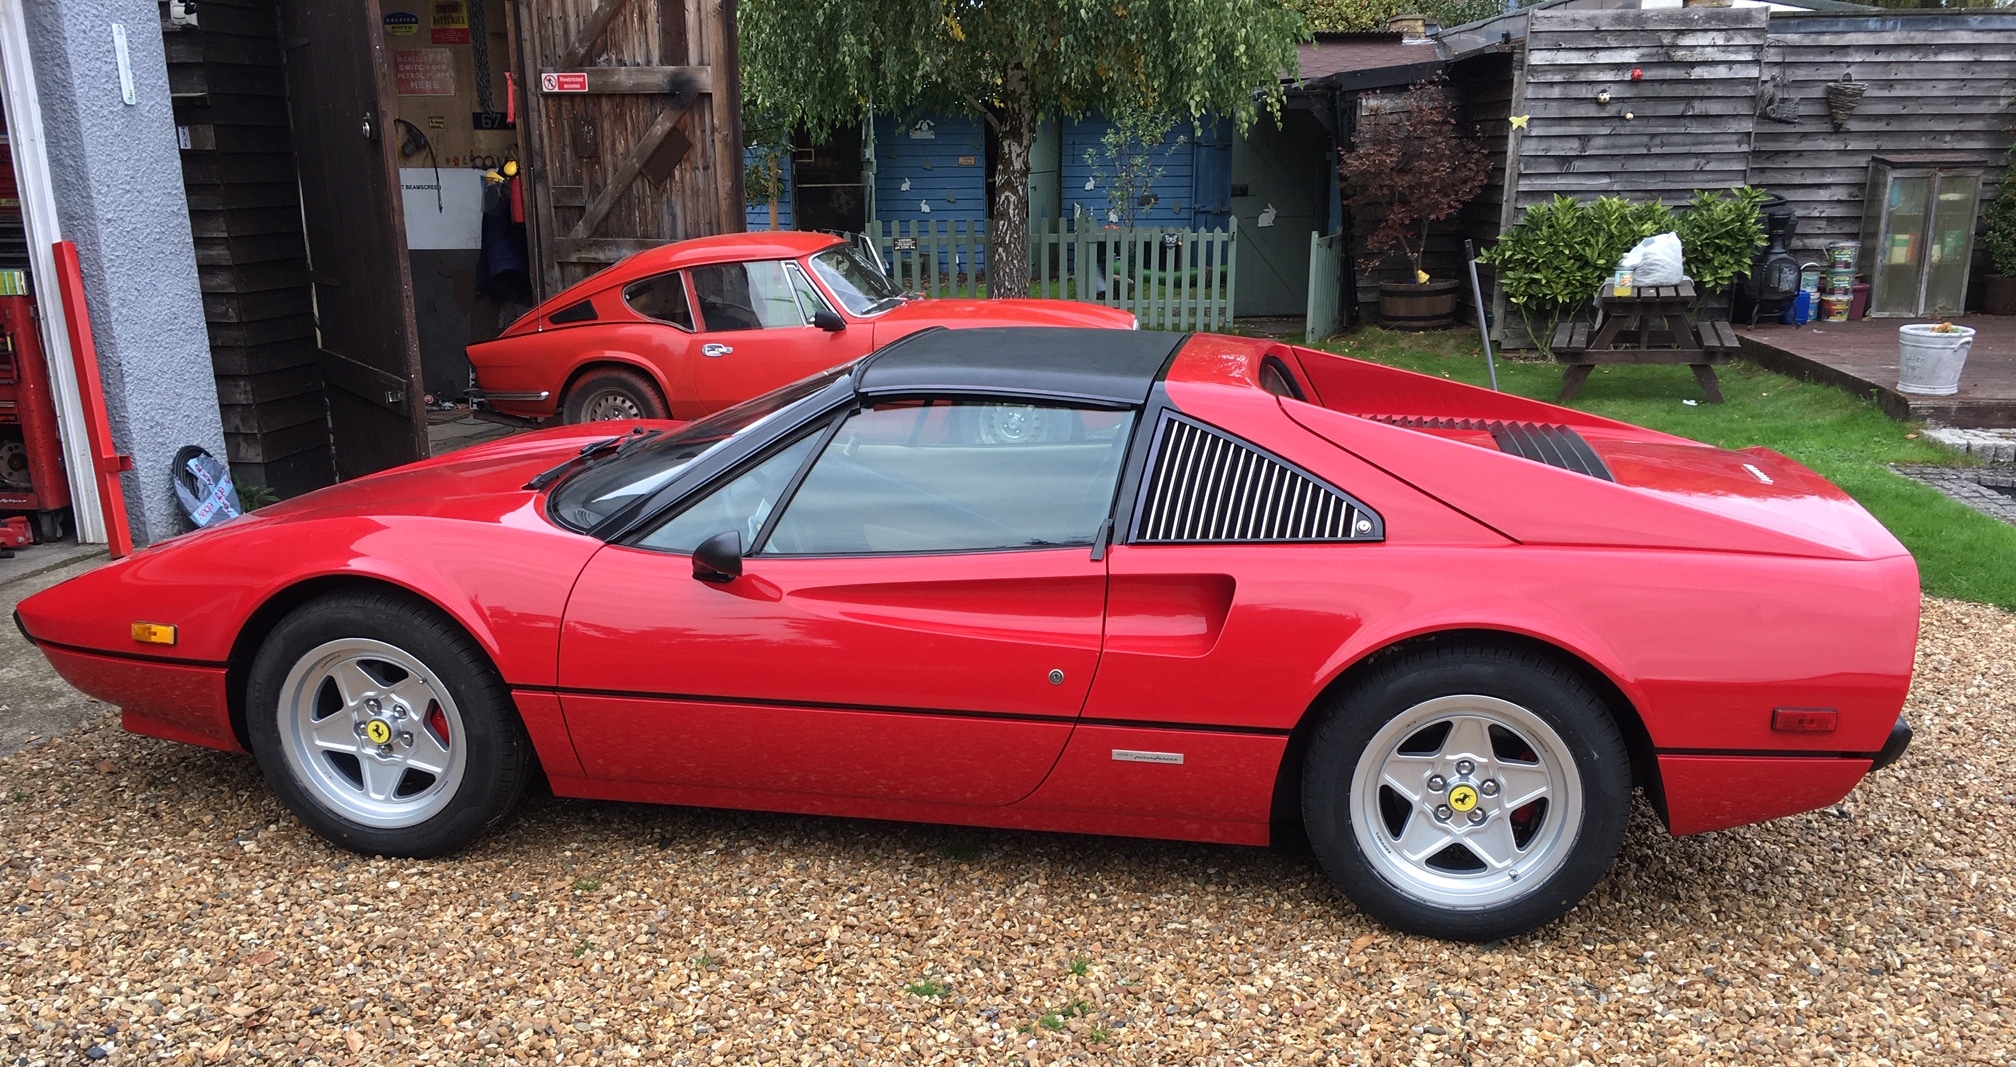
[[1303, 646, 1631, 941], [247, 592, 531, 857], [563, 367, 667, 424]]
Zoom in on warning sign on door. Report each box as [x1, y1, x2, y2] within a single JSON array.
[[393, 48, 455, 96], [541, 72, 590, 93], [430, 0, 469, 44]]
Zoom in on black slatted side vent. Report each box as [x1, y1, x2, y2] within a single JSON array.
[[1134, 416, 1383, 543], [1367, 415, 1614, 482], [549, 299, 598, 325]]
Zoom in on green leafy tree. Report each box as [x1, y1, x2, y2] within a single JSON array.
[[1083, 104, 1186, 228], [741, 0, 1303, 297], [1293, 0, 1510, 33]]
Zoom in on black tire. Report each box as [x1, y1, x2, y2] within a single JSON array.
[[246, 591, 532, 857], [1301, 644, 1631, 941], [563, 367, 668, 424]]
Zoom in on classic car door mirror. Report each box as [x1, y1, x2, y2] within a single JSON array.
[[692, 530, 743, 583], [812, 309, 846, 332]]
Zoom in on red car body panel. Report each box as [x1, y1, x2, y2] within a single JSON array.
[[468, 231, 1133, 421], [14, 331, 1917, 852], [37, 644, 238, 752]]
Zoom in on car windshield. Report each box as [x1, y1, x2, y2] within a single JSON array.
[[810, 244, 904, 315], [547, 367, 848, 532]]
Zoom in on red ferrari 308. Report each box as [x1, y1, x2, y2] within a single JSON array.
[[467, 231, 1136, 424], [15, 328, 1916, 940]]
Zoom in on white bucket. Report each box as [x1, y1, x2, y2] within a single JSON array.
[[1896, 324, 1975, 396]]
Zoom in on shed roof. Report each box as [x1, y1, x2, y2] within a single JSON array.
[[1297, 33, 1444, 81]]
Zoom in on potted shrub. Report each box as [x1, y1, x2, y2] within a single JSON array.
[[1672, 187, 1767, 317], [1983, 161, 2016, 315], [1479, 194, 1672, 353], [1340, 81, 1490, 331]]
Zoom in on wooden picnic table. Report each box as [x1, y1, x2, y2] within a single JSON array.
[[1550, 280, 1741, 403]]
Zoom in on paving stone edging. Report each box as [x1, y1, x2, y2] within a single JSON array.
[[1922, 427, 2016, 465], [1893, 464, 2016, 526]]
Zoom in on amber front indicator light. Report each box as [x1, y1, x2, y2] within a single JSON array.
[[130, 622, 178, 646], [1770, 707, 1837, 733]]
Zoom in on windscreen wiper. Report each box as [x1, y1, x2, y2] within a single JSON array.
[[524, 428, 661, 490]]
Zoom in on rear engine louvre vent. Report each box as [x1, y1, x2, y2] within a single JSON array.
[[1370, 416, 1614, 482], [1134, 415, 1383, 543]]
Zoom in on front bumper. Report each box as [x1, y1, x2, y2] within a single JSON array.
[[1870, 716, 1913, 773]]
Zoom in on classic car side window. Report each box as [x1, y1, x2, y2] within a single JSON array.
[[638, 432, 824, 553], [784, 263, 836, 321], [761, 401, 1137, 556], [690, 261, 806, 333], [622, 272, 694, 330]]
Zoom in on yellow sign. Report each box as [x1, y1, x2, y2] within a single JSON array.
[[430, 0, 469, 44], [1448, 784, 1479, 813], [365, 720, 393, 745]]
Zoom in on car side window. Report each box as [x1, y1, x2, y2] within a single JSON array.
[[761, 401, 1137, 556], [638, 432, 823, 553], [785, 263, 835, 321], [690, 261, 806, 333], [623, 272, 694, 330]]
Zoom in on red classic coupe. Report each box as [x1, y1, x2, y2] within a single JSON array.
[[467, 231, 1136, 424], [15, 328, 1916, 940]]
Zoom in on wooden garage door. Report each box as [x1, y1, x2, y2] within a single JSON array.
[[278, 0, 428, 478], [511, 0, 745, 296]]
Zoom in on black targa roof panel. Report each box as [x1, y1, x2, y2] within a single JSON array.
[[855, 327, 1186, 407]]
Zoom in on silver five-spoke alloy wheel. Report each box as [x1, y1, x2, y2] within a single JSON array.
[[277, 637, 468, 829], [1351, 694, 1581, 909]]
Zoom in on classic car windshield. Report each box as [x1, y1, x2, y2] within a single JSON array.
[[548, 367, 848, 532], [810, 245, 904, 315]]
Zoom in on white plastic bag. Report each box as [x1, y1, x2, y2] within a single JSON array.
[[1616, 232, 1687, 286]]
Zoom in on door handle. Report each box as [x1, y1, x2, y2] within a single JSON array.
[[701, 343, 732, 357]]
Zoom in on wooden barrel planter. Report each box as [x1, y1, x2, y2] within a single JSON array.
[[1379, 280, 1460, 331]]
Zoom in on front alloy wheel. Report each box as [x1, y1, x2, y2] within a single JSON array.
[[276, 637, 467, 829], [248, 592, 532, 857]]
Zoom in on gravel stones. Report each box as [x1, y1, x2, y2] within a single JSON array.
[[1, 596, 2011, 1065]]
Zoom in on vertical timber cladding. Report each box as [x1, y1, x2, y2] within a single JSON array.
[[512, 0, 746, 295], [1746, 14, 2016, 257], [1513, 6, 1767, 207]]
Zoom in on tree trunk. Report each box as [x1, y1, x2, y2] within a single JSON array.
[[988, 65, 1036, 299]]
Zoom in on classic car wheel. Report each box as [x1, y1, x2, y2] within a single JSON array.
[[956, 404, 1078, 445], [564, 367, 668, 424], [246, 592, 532, 857], [1303, 646, 1630, 941]]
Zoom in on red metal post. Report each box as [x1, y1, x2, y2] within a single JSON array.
[[50, 240, 133, 557]]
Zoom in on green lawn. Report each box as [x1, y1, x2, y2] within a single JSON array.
[[1306, 328, 2016, 612]]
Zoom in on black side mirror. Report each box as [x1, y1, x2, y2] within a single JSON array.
[[692, 530, 743, 583], [812, 309, 846, 332]]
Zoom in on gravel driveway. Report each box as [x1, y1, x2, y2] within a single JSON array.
[[1, 597, 2009, 1065]]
